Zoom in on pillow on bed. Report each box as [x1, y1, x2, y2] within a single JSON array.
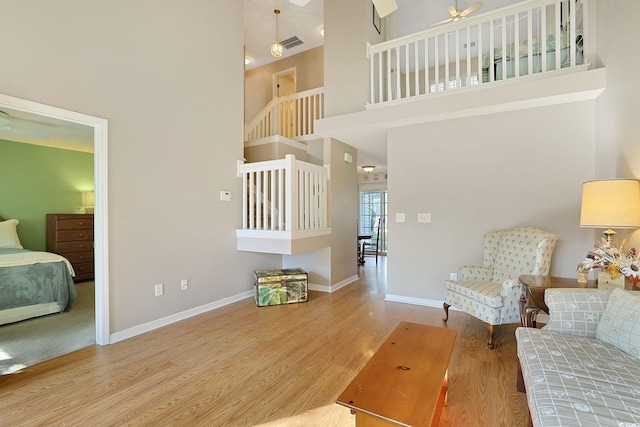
[[0, 219, 24, 249]]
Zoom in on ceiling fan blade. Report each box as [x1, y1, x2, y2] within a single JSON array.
[[1, 126, 50, 139], [461, 1, 483, 16], [430, 17, 455, 27], [446, 5, 458, 17], [372, 0, 398, 18]]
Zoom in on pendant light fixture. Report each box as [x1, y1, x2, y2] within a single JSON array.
[[271, 9, 283, 58]]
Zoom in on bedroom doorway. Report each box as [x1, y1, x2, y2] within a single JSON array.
[[0, 93, 109, 346]]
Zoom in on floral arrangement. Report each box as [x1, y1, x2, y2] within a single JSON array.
[[578, 238, 640, 286]]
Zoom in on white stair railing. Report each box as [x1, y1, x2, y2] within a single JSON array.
[[368, 0, 586, 106], [238, 155, 328, 233], [245, 87, 325, 141]]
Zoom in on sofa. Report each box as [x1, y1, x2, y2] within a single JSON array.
[[516, 288, 640, 426]]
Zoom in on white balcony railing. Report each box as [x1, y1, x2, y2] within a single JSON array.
[[245, 87, 325, 141], [237, 155, 328, 234], [368, 0, 586, 106]]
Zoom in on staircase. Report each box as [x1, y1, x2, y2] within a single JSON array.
[[239, 88, 330, 255]]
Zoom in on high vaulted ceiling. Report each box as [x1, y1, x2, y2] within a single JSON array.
[[1, 0, 519, 157], [244, 0, 518, 70]]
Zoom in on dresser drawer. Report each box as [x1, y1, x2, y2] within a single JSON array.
[[63, 251, 94, 265], [56, 229, 94, 242], [56, 241, 93, 253], [55, 217, 94, 231], [72, 262, 94, 280]]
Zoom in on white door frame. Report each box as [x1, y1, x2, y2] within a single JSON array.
[[0, 93, 110, 345], [272, 67, 297, 98]]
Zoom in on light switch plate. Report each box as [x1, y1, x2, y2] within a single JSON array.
[[220, 191, 231, 202], [395, 213, 405, 222]]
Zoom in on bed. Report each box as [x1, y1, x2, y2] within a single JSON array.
[[482, 30, 584, 82], [0, 215, 77, 326]]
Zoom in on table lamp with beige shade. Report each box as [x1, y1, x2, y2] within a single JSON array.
[[580, 179, 640, 288]]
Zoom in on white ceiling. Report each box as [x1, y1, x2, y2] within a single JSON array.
[[0, 106, 93, 153], [1, 0, 518, 162]]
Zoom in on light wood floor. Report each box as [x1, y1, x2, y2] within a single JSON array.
[[0, 258, 529, 426]]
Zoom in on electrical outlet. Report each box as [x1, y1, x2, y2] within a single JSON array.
[[181, 279, 188, 291], [418, 213, 432, 223], [395, 213, 405, 222], [154, 283, 164, 297], [450, 273, 458, 281]]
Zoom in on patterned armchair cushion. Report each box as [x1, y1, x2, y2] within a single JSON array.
[[543, 288, 612, 338], [596, 288, 640, 360], [491, 227, 557, 285], [445, 280, 503, 308], [459, 266, 492, 282]]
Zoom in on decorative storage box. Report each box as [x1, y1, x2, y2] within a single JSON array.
[[598, 271, 633, 290], [254, 268, 308, 307]]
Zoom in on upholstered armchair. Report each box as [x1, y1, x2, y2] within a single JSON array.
[[443, 227, 557, 349]]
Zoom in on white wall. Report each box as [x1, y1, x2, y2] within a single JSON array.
[[324, 0, 384, 117], [0, 1, 280, 334], [595, 0, 640, 249], [387, 101, 597, 302], [326, 138, 359, 286]]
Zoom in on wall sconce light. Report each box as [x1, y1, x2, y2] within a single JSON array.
[[362, 165, 375, 173], [82, 191, 95, 214]]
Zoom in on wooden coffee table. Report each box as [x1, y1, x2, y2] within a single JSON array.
[[336, 322, 457, 427], [518, 275, 597, 328]]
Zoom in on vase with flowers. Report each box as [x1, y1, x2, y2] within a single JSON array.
[[578, 238, 640, 289]]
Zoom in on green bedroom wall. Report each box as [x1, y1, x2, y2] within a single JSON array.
[[0, 139, 94, 251]]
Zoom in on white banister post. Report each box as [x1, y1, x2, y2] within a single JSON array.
[[272, 97, 280, 137], [285, 154, 297, 232]]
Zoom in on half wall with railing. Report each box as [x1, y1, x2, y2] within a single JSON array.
[[245, 87, 325, 142], [368, 0, 586, 106], [236, 154, 330, 254]]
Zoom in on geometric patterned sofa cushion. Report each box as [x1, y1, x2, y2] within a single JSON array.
[[516, 327, 640, 427], [596, 288, 640, 360], [543, 288, 613, 338]]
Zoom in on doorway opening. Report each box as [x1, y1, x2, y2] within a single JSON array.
[[360, 189, 388, 256], [0, 93, 109, 346], [272, 67, 297, 98]]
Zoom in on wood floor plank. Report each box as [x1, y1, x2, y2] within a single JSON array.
[[0, 258, 528, 426]]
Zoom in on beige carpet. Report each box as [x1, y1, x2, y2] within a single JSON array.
[[0, 281, 95, 375]]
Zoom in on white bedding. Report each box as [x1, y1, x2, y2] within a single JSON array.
[[0, 251, 75, 276]]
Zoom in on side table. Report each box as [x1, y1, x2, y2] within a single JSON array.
[[518, 275, 597, 328]]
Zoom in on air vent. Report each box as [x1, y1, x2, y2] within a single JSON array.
[[281, 36, 304, 49]]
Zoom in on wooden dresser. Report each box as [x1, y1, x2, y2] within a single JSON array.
[[46, 213, 94, 282]]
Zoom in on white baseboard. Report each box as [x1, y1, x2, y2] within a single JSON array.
[[110, 290, 254, 344], [384, 294, 461, 311], [309, 275, 358, 293]]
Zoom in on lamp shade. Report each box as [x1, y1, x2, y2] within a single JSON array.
[[580, 179, 640, 229], [82, 191, 95, 207]]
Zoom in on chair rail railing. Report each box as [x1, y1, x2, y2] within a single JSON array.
[[245, 87, 325, 141], [368, 0, 586, 106], [237, 154, 328, 233]]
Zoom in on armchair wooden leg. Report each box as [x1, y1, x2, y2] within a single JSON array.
[[443, 303, 450, 322], [484, 322, 495, 350]]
